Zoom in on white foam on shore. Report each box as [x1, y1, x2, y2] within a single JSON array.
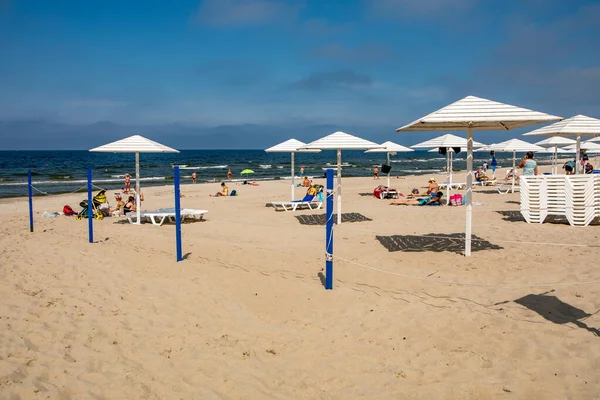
[[0, 176, 167, 186]]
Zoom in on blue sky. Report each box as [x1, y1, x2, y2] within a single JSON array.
[[1, 0, 599, 148]]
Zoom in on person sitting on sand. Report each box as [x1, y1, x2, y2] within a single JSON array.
[[302, 176, 312, 187], [426, 177, 439, 194], [123, 196, 136, 214], [210, 182, 229, 197], [390, 191, 443, 206]]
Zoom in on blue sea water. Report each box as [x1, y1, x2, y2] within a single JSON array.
[[0, 149, 552, 198]]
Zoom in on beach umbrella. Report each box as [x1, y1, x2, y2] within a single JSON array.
[[302, 131, 382, 224], [523, 115, 600, 174], [265, 139, 321, 201], [481, 139, 547, 193], [240, 169, 254, 179], [396, 95, 561, 256], [90, 134, 179, 225], [410, 134, 486, 202], [534, 137, 577, 174], [364, 141, 414, 188]]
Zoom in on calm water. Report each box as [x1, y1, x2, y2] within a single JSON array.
[[0, 149, 552, 198]]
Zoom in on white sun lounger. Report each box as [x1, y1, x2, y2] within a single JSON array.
[[270, 199, 322, 212], [439, 182, 466, 190], [127, 209, 208, 226]]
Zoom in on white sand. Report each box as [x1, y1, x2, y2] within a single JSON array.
[[1, 166, 599, 399]]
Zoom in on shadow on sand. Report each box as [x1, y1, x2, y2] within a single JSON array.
[[296, 213, 372, 226], [510, 292, 600, 336], [376, 233, 502, 255]]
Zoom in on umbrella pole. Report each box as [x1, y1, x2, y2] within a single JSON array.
[[447, 150, 452, 205], [575, 136, 581, 174], [554, 145, 557, 174], [387, 152, 391, 188], [135, 152, 141, 225], [291, 152, 295, 201], [465, 126, 473, 257], [337, 149, 342, 225], [512, 150, 516, 193]]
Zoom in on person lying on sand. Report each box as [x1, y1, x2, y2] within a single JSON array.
[[210, 182, 229, 197], [242, 180, 260, 186], [390, 191, 443, 206]]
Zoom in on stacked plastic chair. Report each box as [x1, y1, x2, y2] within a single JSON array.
[[565, 176, 597, 226], [521, 175, 600, 226], [520, 176, 548, 223]]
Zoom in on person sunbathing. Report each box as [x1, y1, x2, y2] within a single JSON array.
[[376, 184, 398, 192], [390, 191, 443, 206], [476, 168, 494, 181], [210, 182, 229, 197], [505, 168, 519, 181], [242, 180, 260, 186]]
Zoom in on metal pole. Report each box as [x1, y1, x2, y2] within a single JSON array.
[[575, 136, 581, 175], [336, 149, 342, 225], [174, 166, 183, 262], [446, 150, 451, 205], [512, 150, 516, 193], [87, 167, 93, 244], [325, 168, 334, 290], [386, 152, 391, 188], [135, 152, 141, 225], [465, 126, 473, 257], [291, 152, 295, 201], [27, 170, 33, 232]]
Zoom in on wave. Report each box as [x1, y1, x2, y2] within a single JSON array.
[[259, 164, 271, 169], [0, 176, 167, 186], [178, 165, 228, 170]]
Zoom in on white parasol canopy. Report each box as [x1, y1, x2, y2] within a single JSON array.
[[523, 115, 600, 174], [365, 141, 414, 187], [302, 131, 382, 224], [563, 141, 600, 153], [90, 134, 179, 225], [265, 138, 320, 201], [396, 95, 562, 256], [481, 139, 547, 193], [534, 137, 577, 174]]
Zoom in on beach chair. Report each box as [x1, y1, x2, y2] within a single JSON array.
[[439, 182, 466, 190], [474, 172, 496, 186], [270, 194, 323, 212], [127, 208, 208, 226]]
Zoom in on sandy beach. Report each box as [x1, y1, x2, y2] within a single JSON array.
[[1, 166, 599, 399]]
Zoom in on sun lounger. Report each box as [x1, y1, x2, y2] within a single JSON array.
[[439, 182, 466, 190], [127, 208, 208, 226], [270, 194, 323, 212]]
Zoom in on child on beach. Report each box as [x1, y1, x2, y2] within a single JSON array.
[[227, 169, 233, 181], [373, 167, 379, 179], [124, 174, 131, 192], [192, 171, 197, 184]]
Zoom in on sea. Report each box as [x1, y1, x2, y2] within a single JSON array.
[[0, 149, 554, 199]]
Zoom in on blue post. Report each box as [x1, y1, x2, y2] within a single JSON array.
[[174, 166, 183, 262], [27, 170, 33, 232], [87, 167, 93, 243], [325, 168, 334, 290]]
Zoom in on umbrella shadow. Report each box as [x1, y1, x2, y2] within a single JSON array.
[[296, 213, 373, 226], [376, 233, 502, 254], [510, 292, 600, 336], [495, 210, 526, 222]]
